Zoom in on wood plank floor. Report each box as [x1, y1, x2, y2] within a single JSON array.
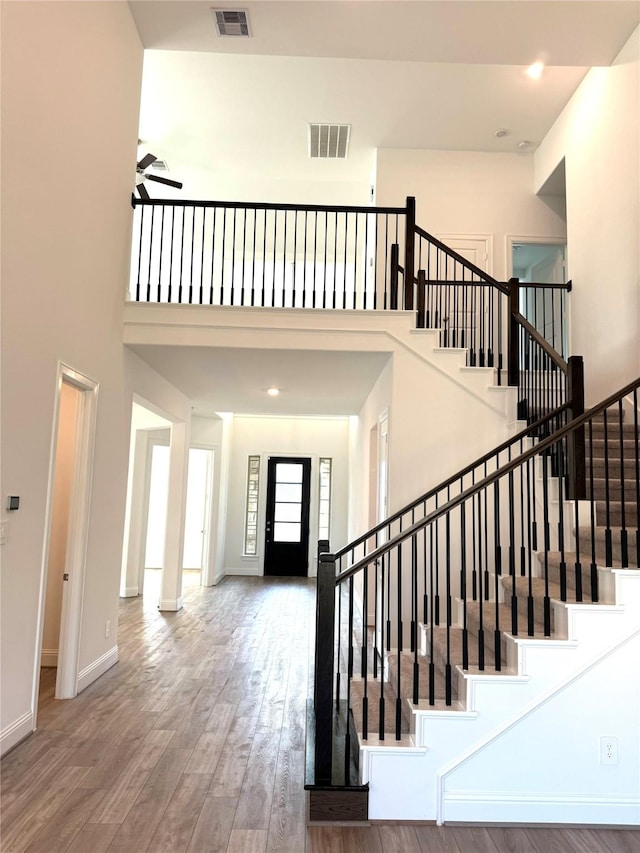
[[2, 574, 639, 853]]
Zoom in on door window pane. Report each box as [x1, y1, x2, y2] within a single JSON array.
[[275, 482, 302, 503], [276, 462, 303, 483], [275, 502, 302, 522], [274, 521, 302, 542]]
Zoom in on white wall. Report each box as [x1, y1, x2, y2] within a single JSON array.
[[375, 149, 567, 281], [443, 630, 640, 825], [349, 359, 394, 543], [535, 27, 640, 403], [351, 352, 513, 541], [0, 1, 143, 751], [224, 415, 351, 575]]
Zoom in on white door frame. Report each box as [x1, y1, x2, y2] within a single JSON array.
[[188, 444, 215, 583], [34, 363, 98, 712], [139, 431, 171, 591]]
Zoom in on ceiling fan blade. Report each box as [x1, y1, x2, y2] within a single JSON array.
[[145, 174, 183, 190], [136, 183, 150, 200], [136, 152, 157, 171]]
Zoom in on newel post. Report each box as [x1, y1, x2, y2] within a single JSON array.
[[314, 550, 336, 785], [507, 277, 520, 387], [567, 355, 586, 500], [404, 196, 416, 311]]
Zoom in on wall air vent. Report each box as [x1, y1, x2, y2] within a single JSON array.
[[309, 124, 351, 159], [212, 8, 251, 37]]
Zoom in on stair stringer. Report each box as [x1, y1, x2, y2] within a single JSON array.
[[358, 570, 640, 823]]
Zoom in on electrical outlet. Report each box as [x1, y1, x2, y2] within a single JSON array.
[[105, 620, 111, 639], [600, 736, 618, 765]]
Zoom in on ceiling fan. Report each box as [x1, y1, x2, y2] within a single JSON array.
[[135, 153, 183, 199]]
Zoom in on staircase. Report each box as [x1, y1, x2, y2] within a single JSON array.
[[310, 379, 640, 825]]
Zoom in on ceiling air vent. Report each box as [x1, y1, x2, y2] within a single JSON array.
[[309, 124, 351, 159], [212, 8, 251, 37]]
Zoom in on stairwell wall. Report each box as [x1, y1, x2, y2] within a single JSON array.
[[374, 149, 567, 281], [534, 27, 640, 404]]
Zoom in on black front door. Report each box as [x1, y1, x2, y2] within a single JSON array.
[[264, 457, 311, 576]]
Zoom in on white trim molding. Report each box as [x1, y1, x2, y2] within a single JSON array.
[[441, 791, 640, 826], [0, 711, 34, 757], [77, 645, 118, 693], [40, 649, 59, 668], [158, 596, 184, 612]]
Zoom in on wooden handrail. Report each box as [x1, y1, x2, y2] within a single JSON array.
[[131, 195, 406, 216], [413, 224, 505, 291], [334, 403, 570, 562], [335, 375, 640, 586]]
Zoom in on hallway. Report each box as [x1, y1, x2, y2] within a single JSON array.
[[1, 577, 637, 852]]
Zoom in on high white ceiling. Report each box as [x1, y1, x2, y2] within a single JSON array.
[[130, 0, 639, 203], [126, 1, 638, 417]]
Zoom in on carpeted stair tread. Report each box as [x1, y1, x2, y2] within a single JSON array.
[[595, 501, 639, 528], [500, 574, 598, 604], [577, 526, 640, 565], [588, 478, 635, 500], [349, 677, 411, 737]]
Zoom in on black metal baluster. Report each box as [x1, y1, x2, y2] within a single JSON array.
[[542, 451, 551, 635], [312, 211, 318, 309], [445, 514, 452, 704], [189, 206, 196, 304], [251, 208, 257, 307], [379, 553, 386, 739], [302, 210, 308, 308], [460, 502, 469, 671], [169, 207, 176, 304], [240, 207, 246, 306], [428, 522, 435, 705], [292, 209, 298, 308], [208, 207, 215, 305], [220, 207, 226, 304], [604, 408, 612, 564], [618, 399, 628, 567], [147, 205, 155, 302], [199, 207, 206, 305], [352, 213, 358, 310], [362, 564, 369, 740], [282, 209, 288, 308], [272, 209, 278, 308], [322, 211, 328, 309]]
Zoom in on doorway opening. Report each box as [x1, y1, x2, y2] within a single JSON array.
[[36, 365, 98, 712], [510, 239, 569, 356]]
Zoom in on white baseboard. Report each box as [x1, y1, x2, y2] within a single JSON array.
[[211, 569, 226, 586], [77, 645, 119, 693], [120, 586, 138, 598], [41, 649, 58, 668], [0, 710, 33, 756], [225, 566, 262, 577], [442, 792, 640, 826], [158, 597, 183, 611]]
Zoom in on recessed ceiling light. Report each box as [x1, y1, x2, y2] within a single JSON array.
[[495, 129, 509, 138], [267, 387, 280, 397], [526, 61, 544, 80], [517, 140, 531, 150]]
